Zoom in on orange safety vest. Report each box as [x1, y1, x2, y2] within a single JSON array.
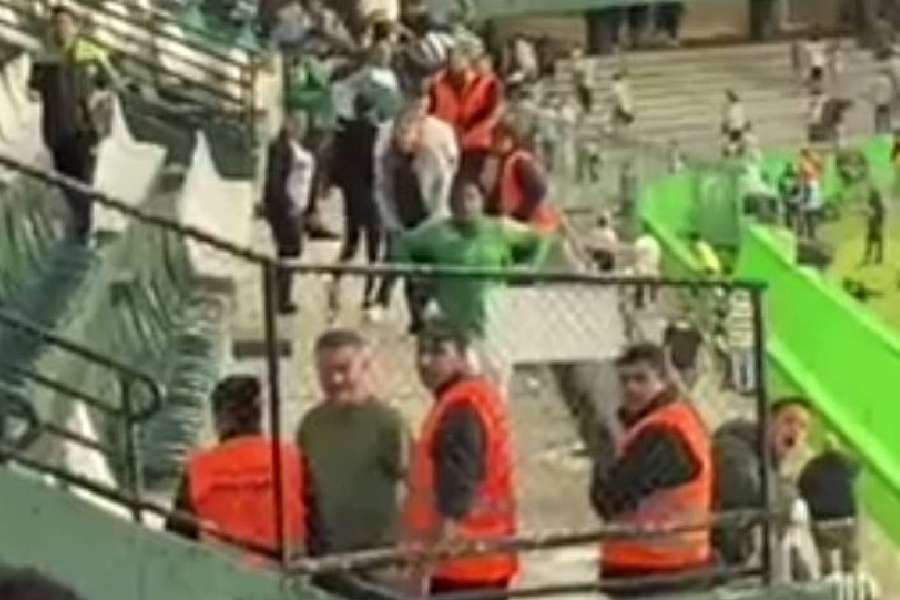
[[404, 377, 519, 583], [188, 436, 306, 558], [601, 402, 712, 573], [499, 150, 561, 234], [429, 70, 501, 152]]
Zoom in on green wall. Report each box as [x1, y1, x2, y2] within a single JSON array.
[[640, 143, 900, 547], [0, 468, 328, 600]]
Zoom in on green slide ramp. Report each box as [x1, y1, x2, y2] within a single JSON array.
[[639, 140, 900, 547]]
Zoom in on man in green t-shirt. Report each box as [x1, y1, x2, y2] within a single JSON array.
[[394, 177, 551, 337], [297, 329, 410, 593], [393, 177, 551, 389]]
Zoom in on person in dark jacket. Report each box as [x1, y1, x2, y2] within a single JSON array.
[[713, 397, 816, 578], [862, 187, 885, 265], [28, 6, 117, 244], [262, 112, 312, 314], [328, 93, 382, 319], [798, 449, 861, 575]]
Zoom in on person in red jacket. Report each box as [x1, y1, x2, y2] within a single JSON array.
[[428, 43, 505, 183], [166, 376, 306, 563], [489, 116, 561, 234], [404, 318, 519, 596]]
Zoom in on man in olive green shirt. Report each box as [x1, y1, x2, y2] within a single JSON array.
[[392, 178, 551, 338], [298, 329, 409, 595]]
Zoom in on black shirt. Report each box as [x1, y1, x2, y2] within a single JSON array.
[[432, 375, 489, 521]]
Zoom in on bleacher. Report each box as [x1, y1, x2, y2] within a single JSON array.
[[0, 2, 257, 501]]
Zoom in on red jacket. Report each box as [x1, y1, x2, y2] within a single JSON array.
[[429, 69, 503, 152]]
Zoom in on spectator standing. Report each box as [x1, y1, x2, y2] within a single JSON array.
[[870, 68, 894, 134], [804, 31, 827, 91], [488, 117, 561, 234], [29, 6, 117, 245], [724, 290, 755, 394], [586, 212, 619, 272], [393, 178, 551, 388], [862, 187, 886, 265], [633, 231, 662, 308], [721, 90, 749, 152], [591, 343, 713, 598], [373, 101, 460, 329], [166, 376, 307, 563], [663, 315, 703, 390], [799, 148, 824, 240], [327, 94, 383, 320], [806, 88, 829, 143], [397, 8, 454, 96], [610, 71, 635, 134], [404, 319, 519, 597], [428, 44, 505, 182], [262, 113, 312, 314], [299, 330, 409, 590], [777, 163, 802, 232]]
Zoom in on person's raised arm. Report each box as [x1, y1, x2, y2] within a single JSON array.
[[501, 218, 551, 267]]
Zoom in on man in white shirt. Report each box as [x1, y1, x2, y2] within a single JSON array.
[[370, 100, 459, 326], [262, 112, 315, 314], [722, 89, 748, 150], [610, 70, 634, 133]]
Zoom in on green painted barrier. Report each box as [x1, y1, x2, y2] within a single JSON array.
[[639, 138, 900, 548]]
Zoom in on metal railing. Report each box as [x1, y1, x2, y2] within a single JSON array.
[[0, 150, 783, 595]]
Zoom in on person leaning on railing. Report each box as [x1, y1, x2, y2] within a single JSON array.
[[590, 343, 714, 599], [28, 5, 119, 246], [165, 376, 307, 564]]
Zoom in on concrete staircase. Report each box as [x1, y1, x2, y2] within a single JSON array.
[[552, 41, 885, 159]]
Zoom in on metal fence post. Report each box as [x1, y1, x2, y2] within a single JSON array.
[[751, 286, 774, 585], [262, 262, 287, 566], [119, 376, 144, 525]]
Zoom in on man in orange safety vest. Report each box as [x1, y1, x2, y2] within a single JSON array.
[[404, 318, 519, 596]]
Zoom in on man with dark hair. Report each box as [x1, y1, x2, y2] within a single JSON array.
[[166, 376, 307, 562], [591, 343, 713, 597], [713, 396, 817, 579], [404, 318, 519, 596], [0, 569, 83, 600], [299, 329, 409, 588], [29, 6, 118, 244]]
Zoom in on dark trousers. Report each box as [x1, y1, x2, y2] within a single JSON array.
[[430, 576, 512, 597], [49, 133, 97, 243], [265, 207, 302, 309], [655, 2, 684, 38], [303, 129, 333, 215], [864, 228, 884, 264], [376, 232, 430, 332], [337, 184, 383, 306]]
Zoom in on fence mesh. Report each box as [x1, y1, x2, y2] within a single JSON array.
[[277, 265, 771, 589]]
